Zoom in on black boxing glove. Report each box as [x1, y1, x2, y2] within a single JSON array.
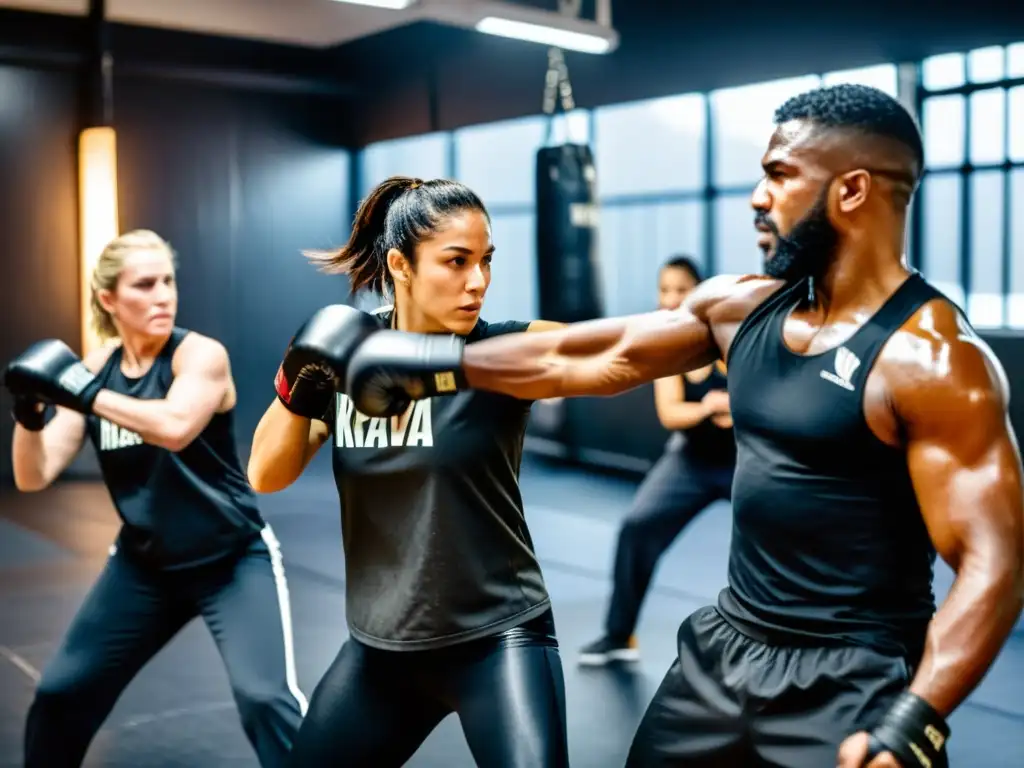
[[345, 330, 467, 418], [12, 394, 48, 431], [863, 691, 950, 767], [3, 340, 102, 415], [274, 305, 380, 419]]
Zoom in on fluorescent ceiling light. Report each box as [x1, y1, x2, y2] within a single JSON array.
[[331, 0, 415, 9], [475, 16, 614, 54]]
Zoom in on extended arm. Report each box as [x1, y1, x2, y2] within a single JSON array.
[[903, 339, 1024, 717], [459, 278, 751, 401], [91, 336, 231, 452]]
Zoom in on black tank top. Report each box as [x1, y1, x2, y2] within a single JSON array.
[[86, 328, 265, 569], [679, 365, 736, 466], [717, 273, 943, 662], [327, 309, 550, 652]]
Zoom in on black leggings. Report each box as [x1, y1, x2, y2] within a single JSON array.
[[288, 610, 568, 767], [24, 530, 305, 768], [606, 446, 733, 639]]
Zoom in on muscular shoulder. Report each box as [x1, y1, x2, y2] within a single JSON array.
[[685, 273, 784, 327], [171, 332, 232, 377], [880, 298, 1009, 443]]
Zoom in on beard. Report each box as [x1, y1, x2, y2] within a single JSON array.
[[757, 186, 839, 282]]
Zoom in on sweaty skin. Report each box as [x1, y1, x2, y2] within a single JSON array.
[[461, 270, 1024, 721]]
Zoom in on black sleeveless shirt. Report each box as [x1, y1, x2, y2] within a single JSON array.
[[86, 328, 265, 569], [327, 310, 550, 652], [679, 365, 736, 467], [718, 273, 943, 662]]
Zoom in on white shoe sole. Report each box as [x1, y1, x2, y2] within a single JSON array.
[[577, 648, 641, 666]]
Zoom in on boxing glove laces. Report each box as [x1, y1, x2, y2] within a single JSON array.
[[3, 340, 102, 415], [864, 691, 950, 768], [346, 330, 467, 419], [274, 305, 380, 420]]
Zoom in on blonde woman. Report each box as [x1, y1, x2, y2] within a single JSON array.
[[3, 229, 306, 767]]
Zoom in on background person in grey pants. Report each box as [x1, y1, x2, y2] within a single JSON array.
[[578, 256, 736, 665]]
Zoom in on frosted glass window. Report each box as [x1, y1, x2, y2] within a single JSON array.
[[922, 53, 965, 90], [966, 172, 1005, 327], [920, 174, 964, 309], [969, 89, 1006, 165], [923, 96, 965, 168], [712, 75, 822, 187], [595, 93, 706, 195], [360, 133, 448, 196], [714, 194, 762, 276], [598, 202, 705, 316], [821, 64, 898, 95]]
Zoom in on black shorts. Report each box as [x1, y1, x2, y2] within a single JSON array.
[[626, 605, 928, 768]]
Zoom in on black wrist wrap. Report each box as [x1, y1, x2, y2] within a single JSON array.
[[867, 691, 950, 767]]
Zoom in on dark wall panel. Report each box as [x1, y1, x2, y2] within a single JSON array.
[[0, 65, 353, 487], [113, 78, 352, 456], [0, 64, 80, 486]]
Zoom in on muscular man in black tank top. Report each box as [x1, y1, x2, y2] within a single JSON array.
[[580, 256, 736, 666], [3, 230, 305, 767], [247, 177, 569, 767], [342, 86, 1024, 767]]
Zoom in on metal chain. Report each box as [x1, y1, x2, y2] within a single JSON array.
[[541, 0, 583, 116]]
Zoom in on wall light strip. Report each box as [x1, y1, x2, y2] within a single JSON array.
[[330, 0, 415, 9], [78, 126, 120, 357]]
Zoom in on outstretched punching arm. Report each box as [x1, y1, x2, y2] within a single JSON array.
[[461, 308, 717, 402], [463, 275, 766, 401], [345, 275, 772, 418]]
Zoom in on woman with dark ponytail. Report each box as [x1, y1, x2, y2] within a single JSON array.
[[248, 176, 570, 766]]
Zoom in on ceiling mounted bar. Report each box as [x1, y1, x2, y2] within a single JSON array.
[[422, 0, 619, 55]]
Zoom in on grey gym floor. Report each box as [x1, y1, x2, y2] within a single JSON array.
[[1, 453, 1022, 767]]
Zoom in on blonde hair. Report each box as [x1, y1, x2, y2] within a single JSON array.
[[90, 229, 176, 340]]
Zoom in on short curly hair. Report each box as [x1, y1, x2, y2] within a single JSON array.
[[774, 84, 924, 183]]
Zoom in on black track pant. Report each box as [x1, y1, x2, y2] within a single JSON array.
[[288, 610, 568, 768], [625, 605, 934, 768], [606, 447, 733, 640], [24, 527, 307, 768]]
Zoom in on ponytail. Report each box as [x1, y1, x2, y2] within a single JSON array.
[[305, 175, 422, 295], [306, 175, 488, 297]]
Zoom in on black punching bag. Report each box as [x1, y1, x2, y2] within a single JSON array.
[[535, 143, 603, 322]]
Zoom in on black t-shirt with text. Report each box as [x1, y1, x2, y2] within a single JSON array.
[[327, 309, 550, 651]]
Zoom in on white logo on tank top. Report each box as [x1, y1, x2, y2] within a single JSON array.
[[819, 346, 861, 391], [99, 419, 144, 451], [334, 393, 434, 448]]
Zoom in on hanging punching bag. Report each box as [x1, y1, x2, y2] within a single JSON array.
[[535, 143, 603, 322]]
